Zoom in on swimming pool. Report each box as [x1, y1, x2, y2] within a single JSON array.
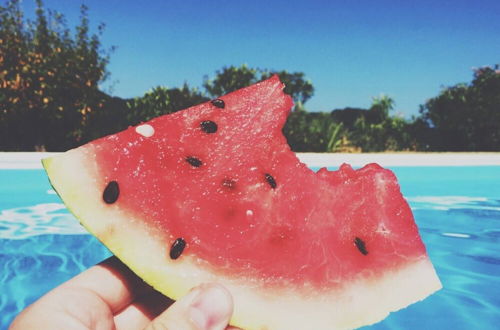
[[1, 154, 500, 329]]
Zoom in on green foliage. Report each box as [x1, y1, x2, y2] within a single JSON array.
[[326, 121, 344, 152], [203, 65, 259, 97], [126, 84, 208, 126], [261, 70, 314, 106], [203, 65, 314, 110], [349, 115, 414, 152], [330, 107, 368, 130], [0, 0, 111, 151], [369, 94, 393, 123], [283, 110, 346, 152], [1, 1, 497, 152], [419, 65, 500, 151], [341, 95, 416, 152], [81, 92, 129, 142]]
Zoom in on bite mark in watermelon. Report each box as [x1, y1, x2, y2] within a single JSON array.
[[43, 76, 441, 329]]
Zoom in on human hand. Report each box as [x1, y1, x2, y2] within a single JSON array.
[[10, 256, 234, 330]]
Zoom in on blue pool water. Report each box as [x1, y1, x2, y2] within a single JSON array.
[[1, 166, 500, 329]]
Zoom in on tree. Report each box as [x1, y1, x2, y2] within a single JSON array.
[[203, 65, 259, 97], [126, 84, 208, 125], [261, 70, 314, 108], [368, 94, 394, 123], [81, 92, 129, 142], [418, 65, 500, 151], [348, 95, 415, 152], [283, 110, 346, 152], [0, 0, 112, 151], [330, 107, 368, 130], [203, 65, 314, 110]]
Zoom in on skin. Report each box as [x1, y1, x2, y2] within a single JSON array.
[[10, 256, 235, 330]]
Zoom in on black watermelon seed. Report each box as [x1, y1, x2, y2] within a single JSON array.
[[265, 173, 277, 189], [103, 181, 119, 204], [354, 237, 368, 255], [170, 238, 186, 260], [200, 120, 218, 133], [186, 156, 202, 168], [211, 98, 225, 108]]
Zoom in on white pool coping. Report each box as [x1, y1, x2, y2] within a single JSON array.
[[2, 152, 500, 169]]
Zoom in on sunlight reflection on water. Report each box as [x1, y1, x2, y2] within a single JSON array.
[[0, 203, 86, 239]]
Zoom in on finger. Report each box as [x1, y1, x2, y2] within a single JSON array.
[[114, 289, 174, 329], [10, 284, 115, 330], [60, 256, 152, 314], [10, 256, 153, 330], [144, 283, 233, 330]]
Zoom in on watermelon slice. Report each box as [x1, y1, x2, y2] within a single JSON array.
[[43, 76, 441, 329]]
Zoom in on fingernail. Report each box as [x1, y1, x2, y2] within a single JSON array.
[[189, 283, 233, 330]]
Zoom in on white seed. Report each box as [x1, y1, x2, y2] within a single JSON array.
[[135, 124, 155, 137], [246, 209, 254, 217]]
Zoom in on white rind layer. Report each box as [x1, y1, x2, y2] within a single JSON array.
[[43, 148, 442, 330]]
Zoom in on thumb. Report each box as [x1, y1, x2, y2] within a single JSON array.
[[144, 283, 234, 330]]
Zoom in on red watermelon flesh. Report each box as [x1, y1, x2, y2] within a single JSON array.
[[43, 76, 441, 329]]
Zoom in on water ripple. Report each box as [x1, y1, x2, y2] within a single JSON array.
[[407, 195, 500, 212], [2, 196, 500, 328], [0, 234, 111, 327], [0, 203, 86, 239]]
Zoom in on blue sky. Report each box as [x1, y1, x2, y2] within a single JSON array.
[[21, 0, 500, 117]]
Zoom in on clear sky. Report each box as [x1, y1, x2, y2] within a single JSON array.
[[21, 0, 500, 117]]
